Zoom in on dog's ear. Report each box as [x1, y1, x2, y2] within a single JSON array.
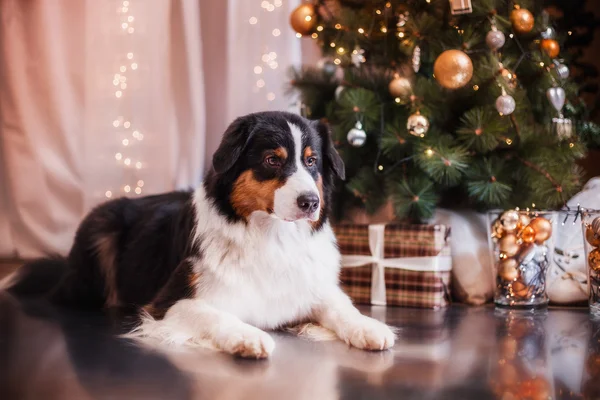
[[313, 120, 345, 181], [213, 116, 256, 175]]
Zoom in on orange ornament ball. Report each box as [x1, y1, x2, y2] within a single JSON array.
[[541, 39, 560, 58], [433, 50, 473, 89], [510, 8, 535, 35], [290, 4, 316, 35], [499, 234, 520, 258], [520, 226, 536, 244], [528, 217, 553, 244], [499, 258, 519, 281]]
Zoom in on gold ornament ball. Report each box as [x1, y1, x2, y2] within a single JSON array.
[[510, 8, 535, 35], [499, 258, 519, 281], [511, 280, 530, 299], [528, 217, 553, 243], [389, 75, 412, 99], [589, 248, 600, 273], [586, 225, 600, 247], [433, 50, 473, 90], [520, 226, 536, 244], [499, 234, 520, 258], [501, 68, 518, 89], [500, 210, 520, 233], [492, 219, 505, 238], [290, 4, 316, 35], [540, 39, 560, 58], [518, 213, 531, 230]]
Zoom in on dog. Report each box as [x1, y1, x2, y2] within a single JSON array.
[[2, 111, 395, 358]]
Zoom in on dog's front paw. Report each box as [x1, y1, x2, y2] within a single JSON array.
[[218, 326, 275, 359], [346, 317, 396, 351]]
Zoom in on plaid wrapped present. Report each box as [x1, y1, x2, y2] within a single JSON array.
[[334, 223, 452, 309]]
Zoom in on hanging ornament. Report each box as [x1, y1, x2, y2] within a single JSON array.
[[586, 219, 600, 247], [406, 112, 429, 138], [334, 85, 345, 101], [546, 87, 566, 112], [351, 47, 366, 68], [388, 74, 412, 99], [555, 63, 570, 79], [347, 121, 367, 147], [510, 7, 535, 35], [486, 25, 506, 51], [500, 66, 518, 89], [290, 3, 316, 35], [449, 0, 472, 15], [540, 26, 557, 40], [552, 117, 573, 140], [412, 45, 421, 73], [496, 90, 516, 116], [433, 50, 473, 89], [540, 39, 560, 58], [500, 210, 520, 233]]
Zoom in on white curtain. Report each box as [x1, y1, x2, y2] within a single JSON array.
[[0, 0, 302, 258]]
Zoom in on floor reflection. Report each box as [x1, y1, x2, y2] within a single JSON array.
[[0, 290, 596, 400]]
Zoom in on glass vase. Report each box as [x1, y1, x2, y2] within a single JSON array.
[[488, 210, 556, 308], [582, 211, 600, 316]]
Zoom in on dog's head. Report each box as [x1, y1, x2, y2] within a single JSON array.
[[205, 112, 345, 228]]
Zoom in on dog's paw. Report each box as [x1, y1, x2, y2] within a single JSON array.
[[346, 317, 396, 351], [219, 327, 275, 359]]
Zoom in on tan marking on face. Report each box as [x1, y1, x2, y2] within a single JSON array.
[[94, 234, 120, 308], [311, 174, 325, 229], [303, 146, 313, 160], [230, 170, 285, 219], [274, 147, 288, 160]]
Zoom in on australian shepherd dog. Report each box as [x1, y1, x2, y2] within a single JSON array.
[[3, 111, 395, 358]]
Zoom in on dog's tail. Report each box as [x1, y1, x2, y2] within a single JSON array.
[[0, 257, 68, 298]]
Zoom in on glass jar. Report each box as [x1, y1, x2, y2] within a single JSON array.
[[488, 210, 556, 308]]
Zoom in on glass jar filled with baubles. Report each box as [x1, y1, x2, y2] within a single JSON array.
[[488, 210, 556, 308], [582, 211, 600, 315]]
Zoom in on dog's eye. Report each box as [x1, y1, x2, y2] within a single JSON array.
[[305, 156, 317, 167], [265, 156, 281, 167]]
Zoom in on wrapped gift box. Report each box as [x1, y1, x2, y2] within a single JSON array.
[[334, 223, 452, 309]]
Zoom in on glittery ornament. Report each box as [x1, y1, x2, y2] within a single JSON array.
[[529, 217, 553, 243], [433, 50, 473, 89], [290, 4, 316, 35], [520, 226, 536, 243], [500, 210, 520, 233], [589, 248, 600, 273], [486, 27, 505, 50], [406, 112, 429, 137], [412, 45, 421, 73], [496, 94, 516, 115], [510, 8, 535, 35], [347, 121, 366, 147], [499, 234, 520, 258], [585, 224, 600, 247]]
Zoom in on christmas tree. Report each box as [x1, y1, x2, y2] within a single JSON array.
[[289, 0, 600, 222]]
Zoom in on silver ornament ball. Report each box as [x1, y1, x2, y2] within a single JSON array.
[[496, 94, 516, 115], [556, 63, 569, 79], [541, 26, 556, 39], [406, 113, 429, 137], [347, 121, 367, 147], [486, 29, 506, 50]]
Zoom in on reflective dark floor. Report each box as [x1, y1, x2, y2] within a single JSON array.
[[0, 290, 597, 400]]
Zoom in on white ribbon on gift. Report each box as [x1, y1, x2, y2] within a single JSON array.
[[340, 224, 452, 305]]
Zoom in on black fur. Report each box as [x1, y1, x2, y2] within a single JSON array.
[[5, 111, 344, 316]]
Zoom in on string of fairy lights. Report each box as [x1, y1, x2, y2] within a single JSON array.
[[105, 0, 144, 199], [249, 0, 285, 103]]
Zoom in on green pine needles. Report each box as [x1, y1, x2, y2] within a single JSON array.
[[290, 0, 599, 222]]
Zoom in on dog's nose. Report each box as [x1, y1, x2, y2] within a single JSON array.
[[297, 192, 320, 214]]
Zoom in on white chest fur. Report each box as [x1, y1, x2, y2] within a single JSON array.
[[192, 188, 341, 329]]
